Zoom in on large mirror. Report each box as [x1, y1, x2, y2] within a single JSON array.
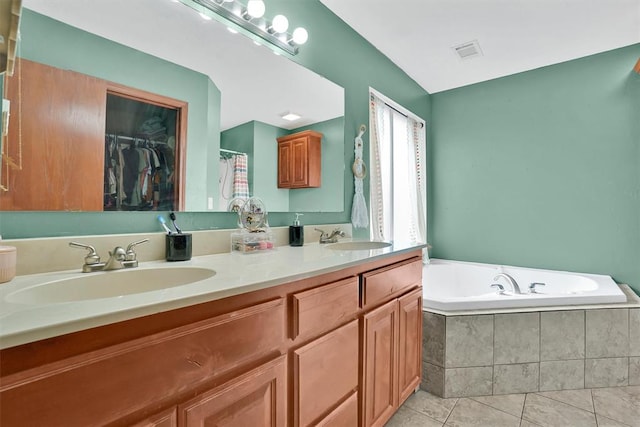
[[1, 0, 345, 212]]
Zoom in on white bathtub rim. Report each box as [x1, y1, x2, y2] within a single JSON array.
[[422, 258, 637, 315]]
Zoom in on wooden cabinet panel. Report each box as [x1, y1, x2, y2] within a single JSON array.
[[398, 288, 423, 404], [362, 299, 398, 427], [0, 298, 285, 426], [316, 391, 358, 427], [293, 320, 359, 427], [131, 407, 177, 427], [361, 258, 422, 309], [291, 276, 358, 339], [178, 355, 286, 427], [1, 58, 106, 211], [277, 130, 322, 188]]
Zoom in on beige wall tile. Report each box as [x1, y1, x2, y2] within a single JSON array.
[[629, 357, 640, 386], [540, 310, 585, 361], [586, 309, 629, 358], [494, 312, 539, 364], [539, 360, 585, 391], [445, 315, 493, 368], [493, 363, 539, 395], [423, 311, 445, 367], [585, 358, 628, 388], [630, 309, 640, 356], [444, 366, 493, 398], [422, 361, 445, 397]]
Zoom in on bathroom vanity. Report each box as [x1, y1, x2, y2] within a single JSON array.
[[0, 243, 423, 427]]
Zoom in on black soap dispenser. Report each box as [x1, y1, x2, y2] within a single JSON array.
[[289, 213, 304, 246]]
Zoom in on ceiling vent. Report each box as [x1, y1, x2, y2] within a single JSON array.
[[453, 40, 483, 60]]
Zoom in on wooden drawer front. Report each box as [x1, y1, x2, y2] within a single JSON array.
[[361, 258, 422, 309], [316, 391, 358, 427], [293, 320, 359, 427], [0, 298, 285, 427], [292, 276, 359, 339], [178, 355, 286, 427]]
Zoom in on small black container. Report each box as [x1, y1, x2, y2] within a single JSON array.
[[289, 213, 304, 246], [165, 233, 192, 261]]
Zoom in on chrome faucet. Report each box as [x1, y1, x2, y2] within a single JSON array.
[[314, 228, 345, 244], [70, 239, 149, 273], [493, 273, 522, 294]]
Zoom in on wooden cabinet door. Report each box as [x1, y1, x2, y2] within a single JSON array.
[[178, 355, 287, 427], [277, 140, 292, 187], [291, 137, 309, 187], [361, 299, 398, 427], [397, 288, 423, 404], [276, 130, 321, 188], [293, 320, 359, 426]]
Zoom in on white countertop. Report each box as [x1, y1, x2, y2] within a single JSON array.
[[0, 241, 424, 349]]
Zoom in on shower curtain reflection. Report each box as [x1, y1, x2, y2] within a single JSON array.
[[219, 151, 249, 211]]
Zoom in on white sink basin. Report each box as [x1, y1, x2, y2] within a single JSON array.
[[327, 241, 392, 251], [6, 267, 216, 304]]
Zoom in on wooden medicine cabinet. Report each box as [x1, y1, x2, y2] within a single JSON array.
[[277, 130, 322, 189]]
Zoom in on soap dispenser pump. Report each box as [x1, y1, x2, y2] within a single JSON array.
[[289, 213, 304, 246]]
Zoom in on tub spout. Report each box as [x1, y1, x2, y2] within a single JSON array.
[[493, 273, 522, 294]]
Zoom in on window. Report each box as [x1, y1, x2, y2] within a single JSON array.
[[369, 90, 426, 246]]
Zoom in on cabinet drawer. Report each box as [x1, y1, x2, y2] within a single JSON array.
[[0, 298, 285, 427], [293, 320, 359, 427], [316, 391, 358, 427], [292, 276, 359, 339], [361, 258, 422, 309], [178, 355, 286, 427]]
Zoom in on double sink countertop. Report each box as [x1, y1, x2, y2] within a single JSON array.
[[0, 240, 425, 350]]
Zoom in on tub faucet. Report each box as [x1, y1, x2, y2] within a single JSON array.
[[493, 273, 522, 294], [314, 228, 345, 244]]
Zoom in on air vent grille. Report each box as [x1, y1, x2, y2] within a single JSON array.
[[453, 40, 483, 60]]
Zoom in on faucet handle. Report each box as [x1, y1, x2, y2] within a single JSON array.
[[125, 238, 149, 261], [529, 282, 546, 293], [69, 242, 101, 265], [314, 228, 328, 238], [490, 283, 506, 294]]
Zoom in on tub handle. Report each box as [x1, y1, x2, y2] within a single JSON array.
[[529, 282, 546, 294], [490, 284, 506, 295]]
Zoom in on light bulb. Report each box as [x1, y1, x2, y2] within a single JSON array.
[[292, 27, 308, 45], [271, 15, 289, 33], [247, 0, 265, 18]]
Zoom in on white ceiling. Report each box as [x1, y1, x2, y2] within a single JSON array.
[[22, 0, 344, 130], [321, 0, 640, 93]]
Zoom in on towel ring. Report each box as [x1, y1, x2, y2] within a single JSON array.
[[352, 158, 367, 179]]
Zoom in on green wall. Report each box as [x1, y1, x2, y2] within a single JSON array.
[[0, 1, 430, 238], [431, 44, 640, 292]]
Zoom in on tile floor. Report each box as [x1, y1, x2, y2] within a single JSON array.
[[386, 386, 640, 427]]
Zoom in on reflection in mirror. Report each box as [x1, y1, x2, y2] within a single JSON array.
[[1, 0, 344, 213]]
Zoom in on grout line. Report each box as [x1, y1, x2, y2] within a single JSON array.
[[533, 391, 595, 414], [467, 396, 523, 421], [442, 397, 459, 425]]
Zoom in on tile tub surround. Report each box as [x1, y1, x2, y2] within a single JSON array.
[[422, 307, 640, 398]]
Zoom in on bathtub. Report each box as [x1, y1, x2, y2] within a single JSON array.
[[422, 259, 627, 311]]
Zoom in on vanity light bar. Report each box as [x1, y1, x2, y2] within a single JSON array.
[[189, 0, 301, 56]]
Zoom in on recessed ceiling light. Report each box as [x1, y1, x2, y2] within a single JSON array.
[[199, 12, 212, 20], [227, 27, 238, 34], [281, 112, 301, 121]]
